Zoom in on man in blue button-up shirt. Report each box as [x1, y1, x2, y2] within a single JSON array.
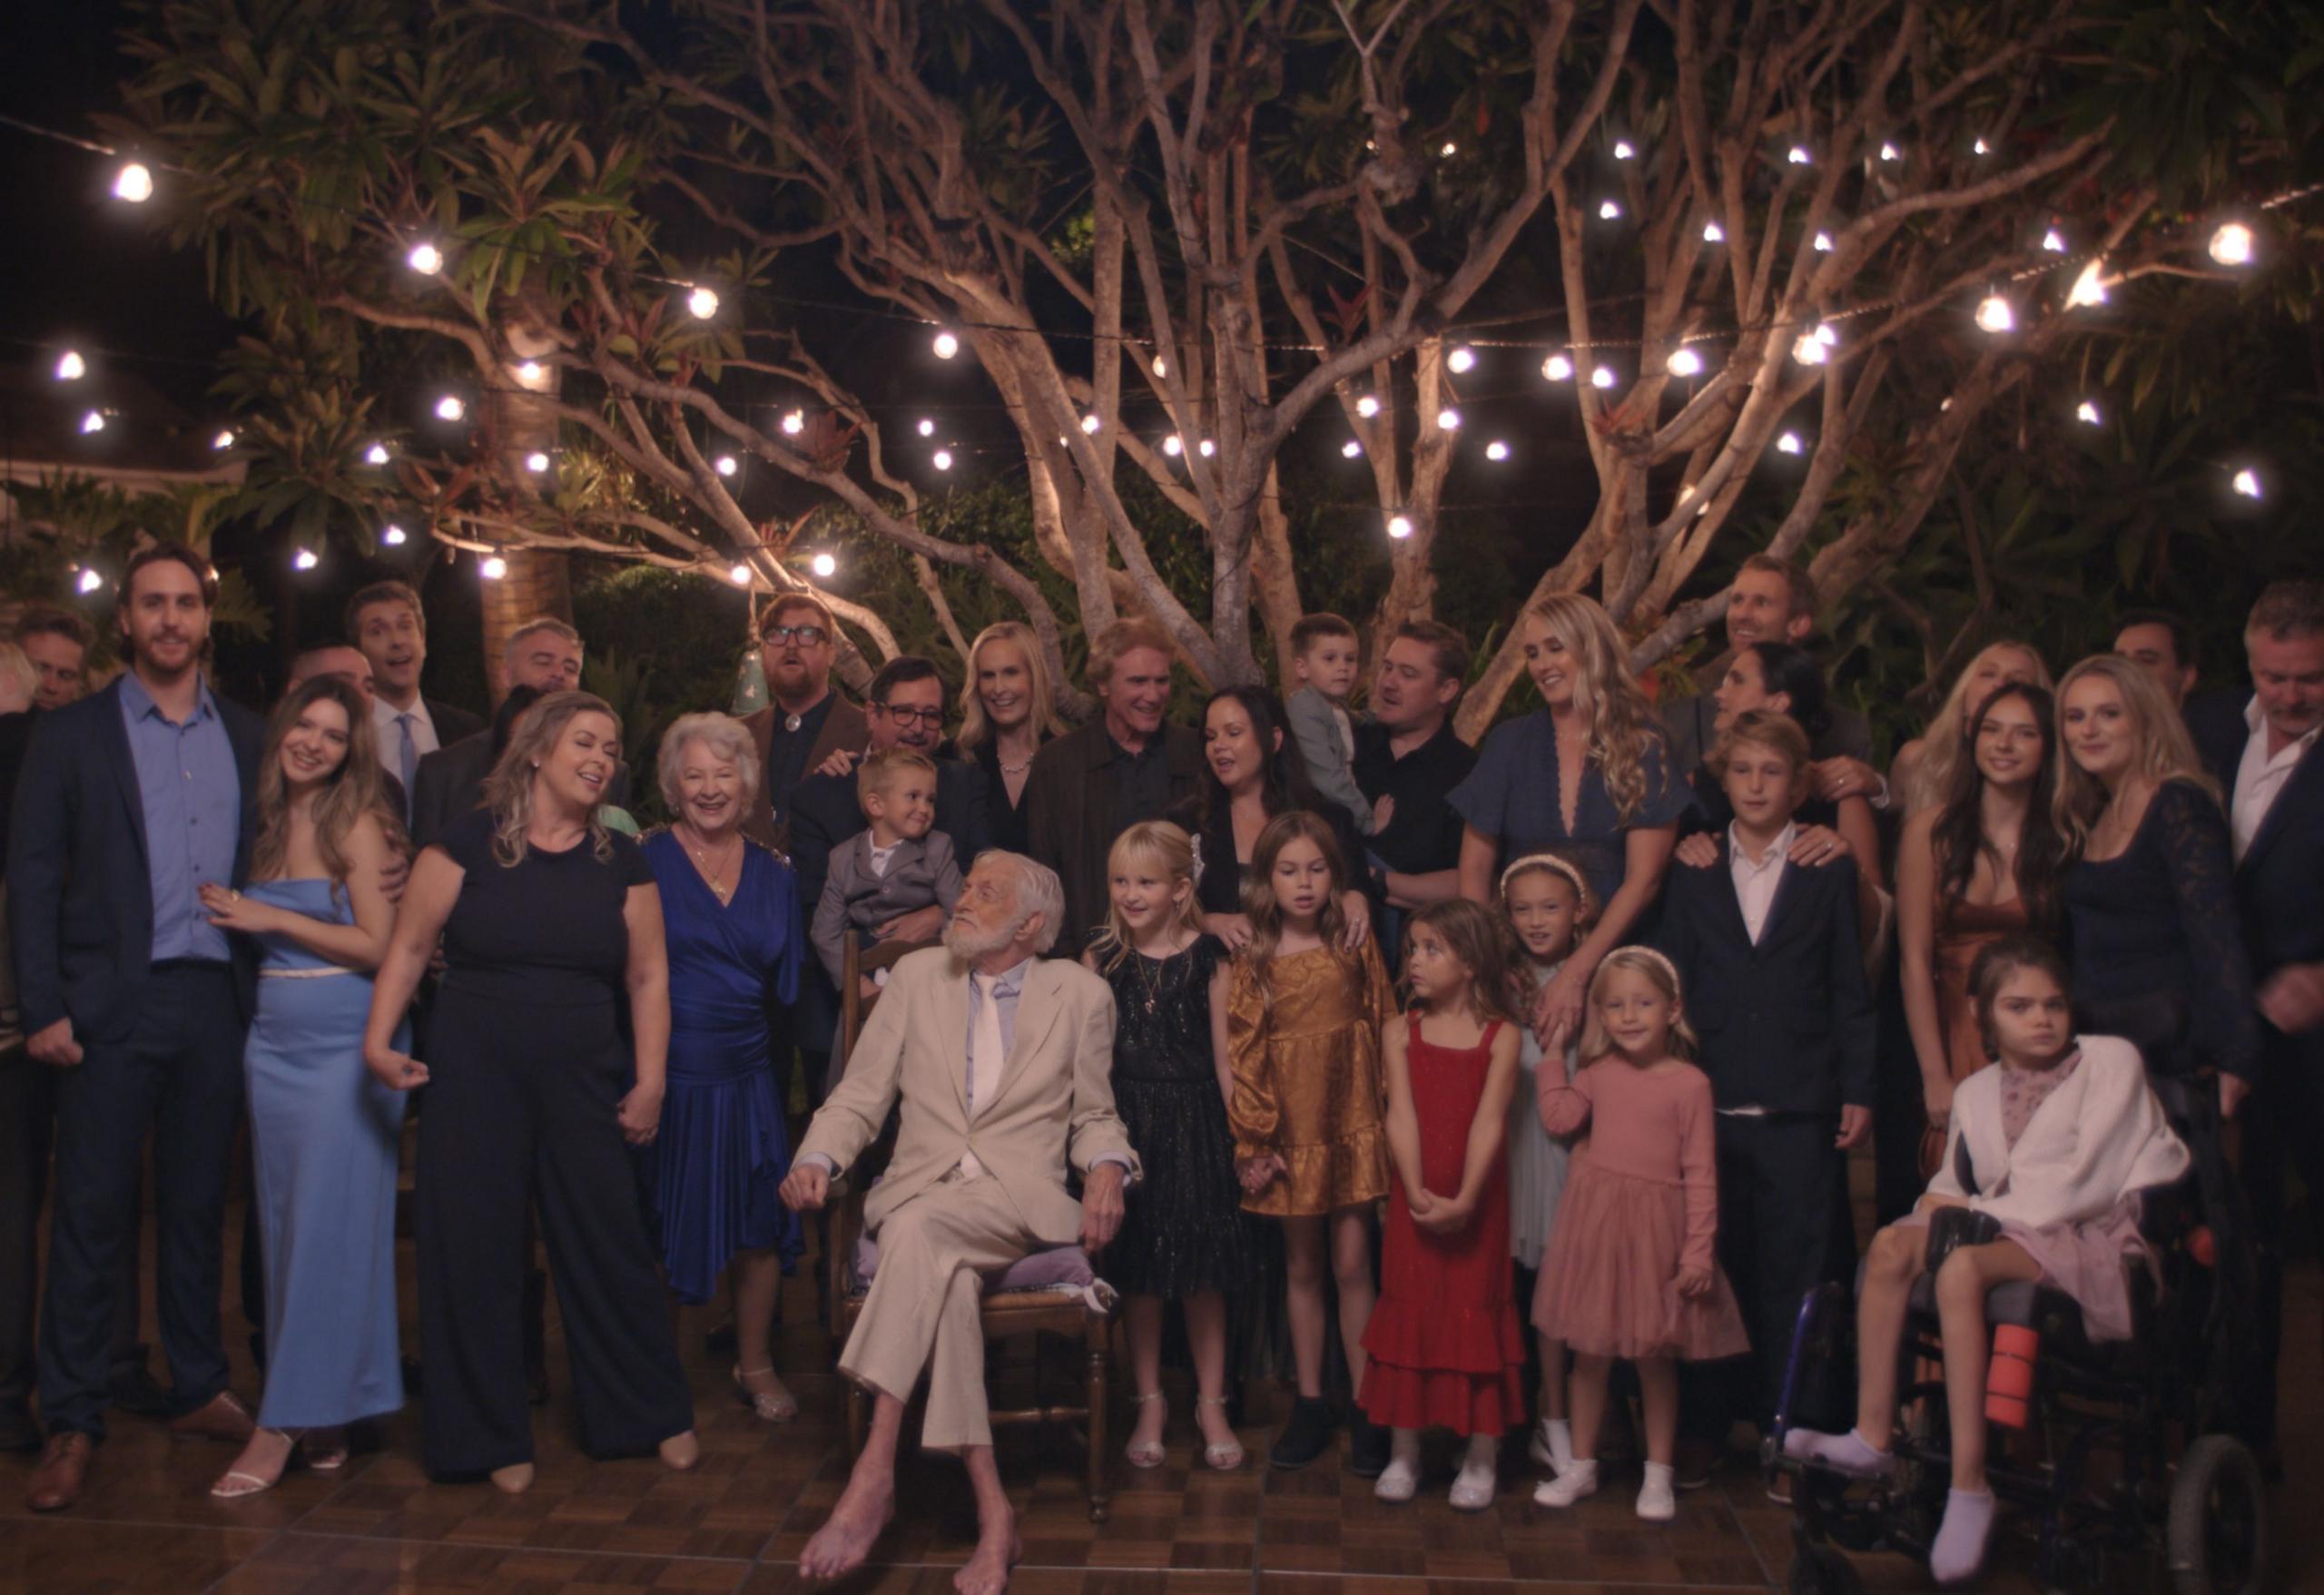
[[8, 544, 266, 1511]]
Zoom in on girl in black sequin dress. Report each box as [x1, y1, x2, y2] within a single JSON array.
[[1085, 821, 1262, 1472]]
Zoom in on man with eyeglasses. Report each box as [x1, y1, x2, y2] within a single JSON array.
[[784, 657, 990, 1108], [742, 596, 869, 854]]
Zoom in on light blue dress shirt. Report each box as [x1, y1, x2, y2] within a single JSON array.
[[118, 672, 240, 964]]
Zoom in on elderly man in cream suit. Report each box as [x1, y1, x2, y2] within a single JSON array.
[[781, 850, 1136, 1595]]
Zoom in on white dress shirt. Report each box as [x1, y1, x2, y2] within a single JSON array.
[[867, 839, 901, 880], [1728, 820, 1797, 945], [2230, 695, 2319, 861]]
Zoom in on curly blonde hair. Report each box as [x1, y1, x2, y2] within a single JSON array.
[[483, 690, 623, 867], [1522, 594, 1667, 822], [956, 622, 1068, 752], [2051, 655, 2220, 851]]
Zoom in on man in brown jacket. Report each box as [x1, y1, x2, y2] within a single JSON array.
[[739, 594, 869, 855]]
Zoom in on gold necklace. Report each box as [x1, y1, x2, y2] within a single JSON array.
[[681, 826, 743, 901]]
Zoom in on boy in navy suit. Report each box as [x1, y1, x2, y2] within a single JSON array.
[[1659, 711, 1875, 1444]]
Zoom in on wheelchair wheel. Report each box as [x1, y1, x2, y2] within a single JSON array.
[[1786, 1542, 1864, 1595], [2166, 1433, 2269, 1595]]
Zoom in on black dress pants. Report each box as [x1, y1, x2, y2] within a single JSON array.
[[2241, 1032, 2324, 1450], [38, 965, 245, 1439], [416, 989, 692, 1475]]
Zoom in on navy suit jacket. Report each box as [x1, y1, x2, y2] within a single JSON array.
[[2187, 688, 2324, 1069], [1657, 842, 1876, 1116], [7, 676, 267, 1042]]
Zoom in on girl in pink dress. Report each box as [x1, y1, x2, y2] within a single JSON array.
[[1361, 901, 1526, 1511], [1531, 947, 1748, 1521]]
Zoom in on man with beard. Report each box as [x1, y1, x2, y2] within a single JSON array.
[[741, 594, 869, 853], [1352, 620, 1478, 956], [1659, 555, 1874, 776], [10, 544, 268, 1511], [781, 852, 1135, 1595], [346, 580, 483, 825]]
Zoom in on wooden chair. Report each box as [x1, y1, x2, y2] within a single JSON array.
[[825, 930, 1118, 1522]]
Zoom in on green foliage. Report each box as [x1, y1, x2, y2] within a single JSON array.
[[2, 475, 273, 657]]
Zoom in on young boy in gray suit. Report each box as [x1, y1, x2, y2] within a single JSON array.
[[812, 747, 965, 999]]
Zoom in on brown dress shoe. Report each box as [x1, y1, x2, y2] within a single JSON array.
[[168, 1391, 256, 1444], [26, 1432, 94, 1511]]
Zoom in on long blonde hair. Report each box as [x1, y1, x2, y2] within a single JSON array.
[[1523, 594, 1667, 822], [956, 621, 1068, 752], [1579, 945, 1700, 1063], [1085, 821, 1206, 973], [2051, 655, 2220, 850], [1897, 640, 2053, 813], [251, 675, 402, 894], [483, 690, 622, 867]]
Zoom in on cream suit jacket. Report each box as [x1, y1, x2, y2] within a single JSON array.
[[796, 946, 1139, 1245]]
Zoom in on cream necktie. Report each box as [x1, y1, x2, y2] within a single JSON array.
[[960, 973, 1007, 1180]]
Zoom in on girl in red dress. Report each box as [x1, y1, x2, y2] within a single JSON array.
[[1360, 900, 1527, 1510]]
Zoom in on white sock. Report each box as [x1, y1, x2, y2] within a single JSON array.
[[1636, 1460, 1676, 1521], [1543, 1418, 1573, 1469]]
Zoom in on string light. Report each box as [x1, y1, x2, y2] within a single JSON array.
[[1542, 353, 1573, 381], [480, 552, 508, 579], [79, 410, 105, 434], [407, 241, 444, 275], [811, 551, 838, 578], [1787, 146, 1812, 165], [1817, 324, 1839, 346], [365, 442, 390, 465], [1974, 293, 2015, 334], [1151, 354, 1167, 377], [781, 409, 804, 435], [1974, 136, 1992, 155], [112, 162, 153, 202], [1435, 407, 1462, 430], [1485, 439, 1511, 461], [381, 524, 408, 546], [2231, 468, 2262, 498], [1386, 513, 1414, 539], [932, 448, 954, 470], [54, 350, 85, 381], [1613, 140, 1635, 161], [1162, 435, 1183, 457], [2067, 260, 2109, 308], [1878, 142, 1903, 162], [1447, 345, 1477, 373], [1197, 438, 1216, 457], [1590, 365, 1617, 389], [1668, 348, 1703, 378], [292, 547, 320, 571], [1792, 330, 1827, 365], [714, 454, 737, 477], [1702, 220, 1725, 244], [2076, 400, 2102, 425], [932, 330, 960, 359], [1813, 231, 1834, 252], [77, 567, 104, 595], [729, 563, 753, 586], [1777, 430, 1804, 454], [2041, 228, 2066, 253], [2209, 222, 2254, 266], [917, 418, 936, 437], [1355, 394, 1382, 418], [1080, 413, 1102, 434], [434, 395, 466, 422], [514, 360, 545, 384], [686, 285, 720, 320], [1598, 198, 1623, 221], [525, 450, 551, 472], [1342, 439, 1364, 458], [1439, 142, 1457, 157], [212, 429, 235, 450]]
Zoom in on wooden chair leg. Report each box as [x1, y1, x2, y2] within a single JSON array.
[[1085, 1330, 1110, 1523]]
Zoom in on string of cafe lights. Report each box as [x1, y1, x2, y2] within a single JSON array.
[[10, 111, 2299, 575]]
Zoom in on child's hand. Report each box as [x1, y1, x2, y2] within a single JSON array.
[[1675, 1263, 1712, 1300], [1237, 1154, 1284, 1194], [1412, 1190, 1472, 1235], [1404, 1185, 1435, 1218], [858, 976, 883, 1001]]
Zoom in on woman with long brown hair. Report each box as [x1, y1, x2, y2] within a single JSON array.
[[197, 676, 405, 1497], [363, 691, 697, 1492]]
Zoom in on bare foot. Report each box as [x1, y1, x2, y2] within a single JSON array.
[[659, 1430, 702, 1472], [800, 1472, 894, 1580], [953, 1512, 1021, 1595], [490, 1462, 536, 1494]]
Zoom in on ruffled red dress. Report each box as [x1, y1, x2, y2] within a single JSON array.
[[1359, 1016, 1527, 1437]]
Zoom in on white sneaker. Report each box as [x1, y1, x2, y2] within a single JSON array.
[[1374, 1452, 1419, 1502], [1449, 1457, 1497, 1511], [1636, 1461, 1676, 1522], [1532, 1458, 1599, 1508]]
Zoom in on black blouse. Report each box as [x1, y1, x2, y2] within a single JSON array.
[[966, 735, 1044, 857], [433, 807, 655, 1009]]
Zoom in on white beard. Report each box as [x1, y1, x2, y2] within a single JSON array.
[[943, 914, 1021, 963]]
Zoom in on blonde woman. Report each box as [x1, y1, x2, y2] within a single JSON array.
[[363, 691, 697, 1492], [954, 621, 1067, 853], [1888, 641, 2052, 816], [1452, 595, 1687, 1043], [2054, 655, 2260, 1118]]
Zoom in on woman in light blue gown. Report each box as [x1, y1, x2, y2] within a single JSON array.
[[197, 675, 407, 1498]]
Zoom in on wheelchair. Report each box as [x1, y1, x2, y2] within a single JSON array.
[[1766, 1079, 2272, 1594]]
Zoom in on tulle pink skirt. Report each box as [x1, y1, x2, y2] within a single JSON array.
[[1531, 1164, 1749, 1362]]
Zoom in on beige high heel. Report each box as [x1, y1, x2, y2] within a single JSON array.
[[210, 1428, 300, 1500], [1124, 1391, 1167, 1469], [1195, 1395, 1244, 1471], [732, 1364, 799, 1423]]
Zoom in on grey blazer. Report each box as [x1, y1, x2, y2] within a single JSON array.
[[811, 829, 964, 988], [1286, 685, 1376, 835]]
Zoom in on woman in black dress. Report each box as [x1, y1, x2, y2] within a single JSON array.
[[2055, 655, 2260, 1117], [953, 621, 1065, 855], [365, 691, 697, 1491], [1084, 820, 1261, 1472]]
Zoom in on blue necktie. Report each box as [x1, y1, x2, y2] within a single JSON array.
[[396, 713, 419, 818]]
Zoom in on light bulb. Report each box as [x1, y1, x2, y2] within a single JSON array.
[[2209, 222, 2254, 267], [1878, 142, 1903, 162], [2231, 468, 2262, 499], [480, 553, 508, 579], [917, 418, 936, 437], [1439, 142, 1456, 157], [1197, 438, 1216, 457], [77, 567, 104, 595], [54, 350, 85, 381], [1613, 140, 1635, 161], [1355, 394, 1381, 418], [1447, 345, 1477, 374], [1787, 145, 1811, 165], [1590, 365, 1616, 389], [525, 450, 550, 473], [932, 330, 960, 359], [714, 454, 737, 477], [1599, 199, 1622, 221], [1485, 439, 1511, 461], [1702, 220, 1725, 244], [365, 442, 390, 466], [1080, 413, 1102, 434], [407, 241, 444, 275], [212, 429, 235, 450], [113, 162, 154, 202], [381, 524, 408, 546], [1669, 348, 1703, 378], [1151, 354, 1167, 378], [1813, 231, 1834, 252], [2041, 229, 2066, 253], [293, 548, 320, 572], [1974, 294, 2015, 334], [1974, 136, 1992, 155], [781, 409, 804, 435], [79, 410, 105, 435], [2067, 260, 2109, 308], [812, 552, 838, 578], [2075, 400, 2102, 426], [1435, 407, 1462, 430], [1162, 435, 1183, 458], [1542, 353, 1573, 381], [729, 563, 753, 586], [435, 395, 466, 422], [1342, 439, 1364, 458], [932, 448, 954, 471], [515, 360, 545, 384], [1777, 431, 1804, 455], [1792, 332, 1827, 366], [686, 285, 720, 320], [1816, 323, 1838, 346], [1386, 513, 1414, 540]]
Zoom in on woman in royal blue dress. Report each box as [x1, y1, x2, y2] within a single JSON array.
[[640, 712, 806, 1422], [196, 676, 407, 1498]]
